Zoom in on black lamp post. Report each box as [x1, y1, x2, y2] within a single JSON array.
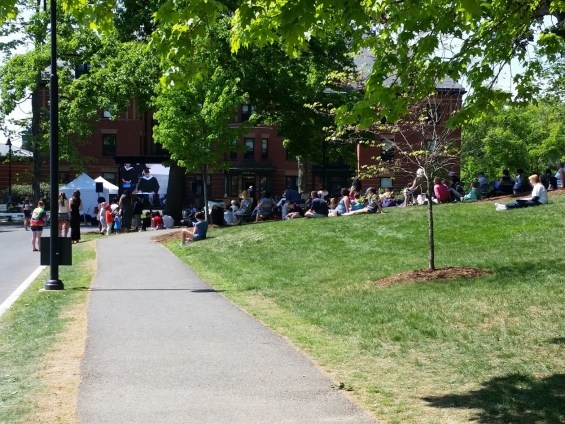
[[44, 0, 63, 291], [5, 138, 12, 202]]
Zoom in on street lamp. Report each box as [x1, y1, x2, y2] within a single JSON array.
[[44, 0, 63, 291], [5, 138, 12, 204]]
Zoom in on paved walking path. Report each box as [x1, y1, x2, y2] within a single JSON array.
[[78, 230, 378, 423]]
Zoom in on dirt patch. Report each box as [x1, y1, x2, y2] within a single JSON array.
[[30, 297, 89, 423], [152, 225, 221, 244], [375, 266, 492, 288], [153, 231, 182, 244]]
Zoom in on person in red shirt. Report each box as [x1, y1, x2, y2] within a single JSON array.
[[152, 211, 164, 229], [433, 177, 451, 203], [105, 204, 114, 235]]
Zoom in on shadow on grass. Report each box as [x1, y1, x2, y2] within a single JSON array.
[[550, 337, 565, 344], [492, 259, 565, 281], [422, 373, 565, 423]]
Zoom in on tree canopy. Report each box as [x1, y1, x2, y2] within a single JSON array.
[[461, 98, 565, 182]]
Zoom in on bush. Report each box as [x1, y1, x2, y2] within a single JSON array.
[[0, 183, 52, 209]]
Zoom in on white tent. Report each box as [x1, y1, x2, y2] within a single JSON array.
[[60, 173, 109, 215], [94, 176, 119, 195]]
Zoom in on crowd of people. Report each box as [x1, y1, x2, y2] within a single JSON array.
[[93, 191, 174, 235], [216, 166, 563, 227], [17, 164, 564, 252]]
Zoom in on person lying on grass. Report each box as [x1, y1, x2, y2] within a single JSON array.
[[495, 174, 547, 211], [180, 212, 208, 245]]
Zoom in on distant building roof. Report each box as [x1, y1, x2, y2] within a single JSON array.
[[0, 144, 33, 158], [353, 50, 466, 94]]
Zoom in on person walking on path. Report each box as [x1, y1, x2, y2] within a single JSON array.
[[30, 200, 47, 252], [23, 197, 32, 230], [69, 190, 83, 244]]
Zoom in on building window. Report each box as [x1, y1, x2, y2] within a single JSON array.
[[195, 174, 211, 196], [380, 138, 394, 162], [103, 172, 117, 185], [257, 175, 270, 194], [286, 176, 298, 191], [261, 138, 268, 159], [241, 104, 255, 121], [228, 175, 239, 196], [102, 134, 116, 156], [103, 105, 114, 118], [244, 138, 254, 159], [230, 140, 238, 160], [380, 177, 393, 188], [58, 171, 69, 184]]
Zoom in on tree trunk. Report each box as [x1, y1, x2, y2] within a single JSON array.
[[426, 180, 435, 270], [297, 158, 308, 194], [201, 166, 210, 222], [164, 161, 185, 224], [31, 86, 41, 206]]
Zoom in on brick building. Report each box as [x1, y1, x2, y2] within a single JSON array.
[[1, 80, 464, 207]]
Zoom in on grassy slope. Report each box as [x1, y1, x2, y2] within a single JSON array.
[[168, 198, 565, 424], [0, 239, 96, 423]]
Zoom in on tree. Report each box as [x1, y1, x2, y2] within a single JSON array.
[[152, 67, 248, 221], [349, 95, 461, 270], [232, 30, 357, 192], [461, 99, 565, 182], [231, 0, 565, 127]]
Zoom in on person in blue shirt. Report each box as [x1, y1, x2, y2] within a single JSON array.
[[284, 188, 302, 204], [180, 212, 208, 245]]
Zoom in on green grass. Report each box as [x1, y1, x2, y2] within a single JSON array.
[[167, 197, 565, 423], [0, 237, 97, 423]]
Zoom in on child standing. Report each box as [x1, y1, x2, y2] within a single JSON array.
[[105, 204, 114, 235], [113, 214, 122, 233]]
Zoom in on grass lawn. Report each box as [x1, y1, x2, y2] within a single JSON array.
[[0, 236, 97, 423], [167, 196, 565, 423]]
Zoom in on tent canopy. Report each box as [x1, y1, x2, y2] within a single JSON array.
[[60, 173, 109, 214], [94, 176, 119, 194]]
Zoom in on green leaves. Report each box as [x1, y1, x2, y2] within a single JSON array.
[[459, 0, 482, 17]]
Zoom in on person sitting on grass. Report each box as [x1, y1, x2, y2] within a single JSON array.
[[343, 187, 385, 215], [462, 181, 482, 201], [255, 191, 275, 222], [495, 174, 547, 211], [180, 211, 208, 245], [151, 211, 164, 229], [331, 188, 352, 216], [304, 191, 329, 218], [433, 177, 451, 203], [284, 200, 304, 219]]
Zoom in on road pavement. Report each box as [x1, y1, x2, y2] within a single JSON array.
[[0, 220, 99, 306], [78, 230, 378, 423]]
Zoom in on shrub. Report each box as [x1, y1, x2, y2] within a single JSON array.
[[0, 183, 52, 209]]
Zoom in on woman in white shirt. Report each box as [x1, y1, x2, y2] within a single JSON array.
[[495, 174, 548, 210], [58, 192, 70, 237]]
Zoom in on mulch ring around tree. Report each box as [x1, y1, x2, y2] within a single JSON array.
[[375, 267, 492, 288]]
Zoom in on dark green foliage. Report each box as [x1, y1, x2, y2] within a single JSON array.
[[0, 183, 52, 208]]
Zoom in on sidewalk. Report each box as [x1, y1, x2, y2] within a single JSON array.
[[78, 230, 378, 424]]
